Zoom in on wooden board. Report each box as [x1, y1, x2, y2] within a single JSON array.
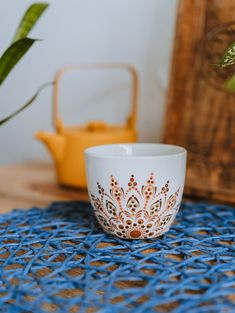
[[0, 162, 88, 213], [164, 0, 235, 204]]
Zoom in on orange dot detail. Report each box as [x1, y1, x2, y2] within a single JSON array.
[[130, 230, 141, 238]]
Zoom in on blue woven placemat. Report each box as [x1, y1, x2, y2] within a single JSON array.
[[0, 201, 234, 313]]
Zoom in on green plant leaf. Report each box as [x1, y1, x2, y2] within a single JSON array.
[[224, 74, 235, 92], [0, 37, 37, 87], [13, 3, 49, 42], [213, 42, 235, 68], [0, 82, 54, 126]]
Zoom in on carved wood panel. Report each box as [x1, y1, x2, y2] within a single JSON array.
[[164, 0, 235, 203]]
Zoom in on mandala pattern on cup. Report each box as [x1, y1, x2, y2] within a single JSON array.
[[90, 173, 180, 239]]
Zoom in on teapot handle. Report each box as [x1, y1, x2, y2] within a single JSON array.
[[53, 63, 139, 133]]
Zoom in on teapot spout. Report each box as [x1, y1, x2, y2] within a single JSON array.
[[35, 131, 64, 164]]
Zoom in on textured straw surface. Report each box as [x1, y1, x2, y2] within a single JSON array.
[[0, 201, 234, 313]]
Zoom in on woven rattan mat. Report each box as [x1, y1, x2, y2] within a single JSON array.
[[0, 201, 234, 313]]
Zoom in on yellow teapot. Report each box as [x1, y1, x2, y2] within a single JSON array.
[[36, 63, 139, 188]]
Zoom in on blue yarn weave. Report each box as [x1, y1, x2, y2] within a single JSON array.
[[0, 201, 234, 313]]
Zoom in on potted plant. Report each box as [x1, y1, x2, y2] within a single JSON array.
[[0, 2, 49, 126], [214, 42, 235, 91]]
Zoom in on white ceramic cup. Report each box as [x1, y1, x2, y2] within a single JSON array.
[[85, 143, 187, 240]]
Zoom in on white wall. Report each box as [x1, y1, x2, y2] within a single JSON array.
[[0, 0, 177, 164]]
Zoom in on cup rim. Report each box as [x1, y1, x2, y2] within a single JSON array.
[[85, 143, 187, 159]]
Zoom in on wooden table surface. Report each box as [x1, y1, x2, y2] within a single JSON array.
[[0, 162, 89, 213], [0, 162, 217, 213]]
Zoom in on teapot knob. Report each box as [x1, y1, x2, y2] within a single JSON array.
[[86, 121, 108, 132]]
